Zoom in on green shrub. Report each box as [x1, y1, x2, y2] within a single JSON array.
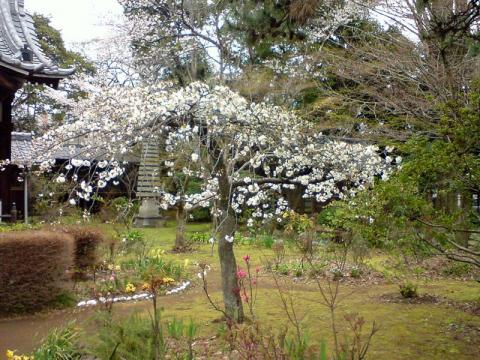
[[51, 290, 77, 309], [122, 256, 184, 281], [399, 282, 418, 298], [122, 229, 145, 249], [294, 267, 304, 278], [258, 234, 275, 248], [277, 263, 291, 275], [0, 223, 40, 232], [33, 324, 82, 360], [442, 262, 472, 277], [350, 266, 362, 279], [331, 267, 344, 280], [31, 175, 78, 222], [120, 229, 148, 259], [316, 206, 341, 227], [59, 226, 104, 280], [0, 231, 74, 315], [307, 265, 323, 278], [167, 317, 198, 341], [90, 314, 155, 359], [189, 207, 211, 222], [99, 197, 140, 225], [188, 231, 209, 244], [235, 233, 255, 245]]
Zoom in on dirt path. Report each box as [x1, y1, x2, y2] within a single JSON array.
[[0, 308, 87, 355], [0, 271, 218, 355]]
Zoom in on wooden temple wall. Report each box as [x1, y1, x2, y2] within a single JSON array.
[[0, 89, 24, 220]]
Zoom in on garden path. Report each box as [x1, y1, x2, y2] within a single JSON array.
[[0, 268, 214, 355]]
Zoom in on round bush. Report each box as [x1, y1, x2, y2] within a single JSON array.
[[60, 226, 104, 280], [0, 231, 74, 315]]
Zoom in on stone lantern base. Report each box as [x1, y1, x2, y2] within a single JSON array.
[[134, 198, 165, 228]]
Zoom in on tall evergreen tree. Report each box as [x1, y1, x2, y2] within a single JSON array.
[[13, 14, 95, 132]]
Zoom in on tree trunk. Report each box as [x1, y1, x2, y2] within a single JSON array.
[[175, 205, 187, 250], [216, 170, 244, 322], [217, 206, 244, 323]]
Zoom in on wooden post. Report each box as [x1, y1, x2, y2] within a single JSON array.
[[24, 171, 28, 224]]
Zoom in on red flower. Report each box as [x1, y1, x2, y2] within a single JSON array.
[[243, 254, 250, 263], [237, 268, 247, 279]]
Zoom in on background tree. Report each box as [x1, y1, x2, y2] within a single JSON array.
[[313, 0, 480, 136], [13, 14, 95, 133], [299, 0, 480, 269]]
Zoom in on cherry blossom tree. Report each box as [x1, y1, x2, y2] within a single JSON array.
[[39, 81, 391, 321]]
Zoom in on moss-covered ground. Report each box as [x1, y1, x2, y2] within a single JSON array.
[[0, 221, 479, 359]]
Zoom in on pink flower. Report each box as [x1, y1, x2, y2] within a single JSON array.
[[237, 268, 247, 279], [243, 255, 250, 263], [256, 267, 261, 273]]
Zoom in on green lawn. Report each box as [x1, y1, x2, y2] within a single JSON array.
[[93, 222, 480, 359], [1, 222, 479, 359]]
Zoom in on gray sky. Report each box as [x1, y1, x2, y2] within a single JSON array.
[[26, 0, 123, 46]]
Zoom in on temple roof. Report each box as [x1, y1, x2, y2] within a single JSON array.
[[11, 132, 140, 166], [0, 0, 74, 80], [11, 131, 34, 165]]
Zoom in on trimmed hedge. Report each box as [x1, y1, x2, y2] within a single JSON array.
[[0, 231, 74, 315], [60, 226, 104, 280]]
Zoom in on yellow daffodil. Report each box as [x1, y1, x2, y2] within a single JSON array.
[[184, 258, 190, 267], [141, 282, 151, 291], [6, 351, 33, 360], [149, 249, 166, 257], [162, 277, 175, 285], [125, 283, 136, 294]]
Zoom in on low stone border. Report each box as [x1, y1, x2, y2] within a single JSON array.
[[77, 280, 192, 308]]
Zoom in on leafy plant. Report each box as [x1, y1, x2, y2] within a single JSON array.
[[102, 197, 140, 227], [188, 231, 209, 244], [33, 324, 82, 360], [399, 282, 418, 298], [350, 266, 362, 279], [120, 229, 148, 259], [260, 234, 275, 248], [283, 210, 315, 234], [167, 317, 198, 359], [234, 233, 255, 246], [121, 229, 144, 248], [277, 263, 291, 275], [442, 262, 472, 277], [89, 313, 155, 359], [331, 267, 344, 281]]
